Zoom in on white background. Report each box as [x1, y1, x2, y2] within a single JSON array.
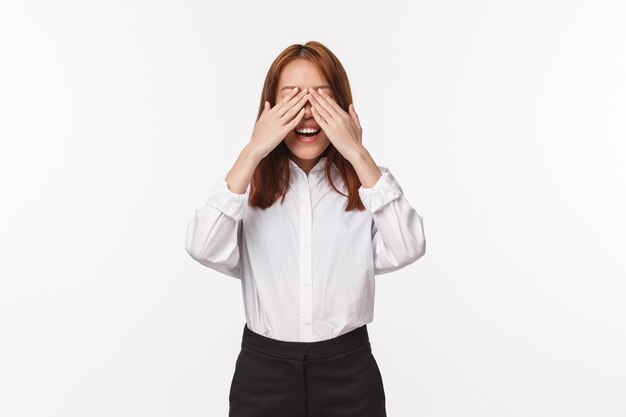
[[1, 1, 625, 416]]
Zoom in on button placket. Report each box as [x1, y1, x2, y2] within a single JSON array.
[[298, 172, 314, 341]]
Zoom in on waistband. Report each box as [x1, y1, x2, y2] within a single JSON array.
[[240, 323, 370, 361]]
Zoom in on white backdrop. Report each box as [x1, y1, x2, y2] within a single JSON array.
[[1, 1, 625, 416]]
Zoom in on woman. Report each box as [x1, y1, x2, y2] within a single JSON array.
[[185, 41, 426, 417]]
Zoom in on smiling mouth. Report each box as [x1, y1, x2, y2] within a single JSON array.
[[294, 127, 322, 138]]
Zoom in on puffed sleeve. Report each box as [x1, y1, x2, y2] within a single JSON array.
[[358, 166, 426, 275], [185, 175, 249, 279]]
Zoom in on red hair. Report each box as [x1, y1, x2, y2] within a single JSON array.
[[249, 40, 365, 212]]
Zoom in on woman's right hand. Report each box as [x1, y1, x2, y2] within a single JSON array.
[[248, 87, 309, 159]]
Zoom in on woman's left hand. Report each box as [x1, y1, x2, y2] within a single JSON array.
[[307, 88, 364, 162]]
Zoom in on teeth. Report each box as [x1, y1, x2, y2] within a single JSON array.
[[296, 127, 320, 134]]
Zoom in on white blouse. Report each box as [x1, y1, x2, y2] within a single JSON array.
[[185, 156, 426, 342]]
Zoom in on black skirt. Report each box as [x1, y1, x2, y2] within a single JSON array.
[[228, 323, 387, 417]]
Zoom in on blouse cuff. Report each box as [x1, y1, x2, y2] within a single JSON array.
[[206, 176, 249, 221], [358, 167, 404, 213]]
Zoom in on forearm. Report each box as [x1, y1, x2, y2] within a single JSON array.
[[346, 144, 383, 189], [225, 144, 263, 195]]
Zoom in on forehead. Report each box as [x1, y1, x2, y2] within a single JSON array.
[[277, 59, 331, 93]]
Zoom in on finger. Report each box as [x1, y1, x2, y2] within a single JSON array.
[[280, 92, 309, 123], [310, 88, 341, 120], [316, 88, 345, 118], [308, 93, 334, 124], [275, 89, 308, 119], [310, 104, 330, 133], [270, 87, 299, 114], [286, 107, 306, 130], [348, 103, 361, 129], [273, 87, 302, 115], [349, 104, 362, 144]]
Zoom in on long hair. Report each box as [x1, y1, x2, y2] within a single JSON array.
[[249, 41, 366, 212]]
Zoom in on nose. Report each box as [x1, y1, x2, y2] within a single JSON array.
[[303, 93, 313, 117]]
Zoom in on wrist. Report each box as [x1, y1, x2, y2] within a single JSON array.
[[346, 143, 368, 164], [243, 143, 265, 164]]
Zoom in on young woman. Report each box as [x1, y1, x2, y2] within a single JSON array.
[[185, 41, 426, 417]]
